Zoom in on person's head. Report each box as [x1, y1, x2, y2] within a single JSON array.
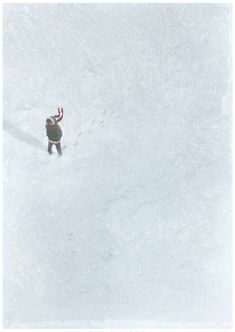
[[46, 117, 56, 126]]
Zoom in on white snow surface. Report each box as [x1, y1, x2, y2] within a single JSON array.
[[3, 3, 232, 328]]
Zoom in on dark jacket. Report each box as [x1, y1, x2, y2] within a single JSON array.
[[46, 117, 62, 142]]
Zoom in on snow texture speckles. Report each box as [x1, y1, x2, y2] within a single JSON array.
[[3, 3, 232, 329]]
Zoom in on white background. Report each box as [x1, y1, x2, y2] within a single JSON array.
[[1, 1, 233, 330]]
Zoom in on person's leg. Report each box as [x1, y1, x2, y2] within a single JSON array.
[[48, 142, 53, 154], [55, 142, 62, 156]]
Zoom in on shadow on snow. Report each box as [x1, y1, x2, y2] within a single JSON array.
[[3, 119, 45, 151]]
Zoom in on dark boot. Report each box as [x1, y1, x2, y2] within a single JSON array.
[[56, 142, 62, 156], [48, 142, 53, 154]]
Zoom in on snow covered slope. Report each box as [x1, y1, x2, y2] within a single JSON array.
[[3, 3, 232, 328]]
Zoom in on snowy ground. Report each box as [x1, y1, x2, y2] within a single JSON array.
[[3, 3, 232, 328]]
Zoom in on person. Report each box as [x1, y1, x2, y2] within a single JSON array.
[[46, 107, 64, 156]]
